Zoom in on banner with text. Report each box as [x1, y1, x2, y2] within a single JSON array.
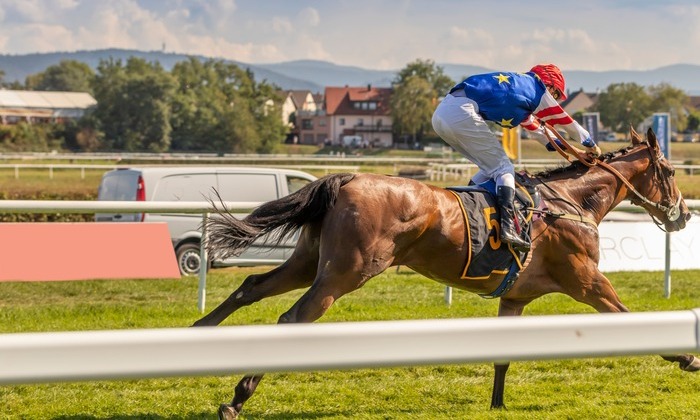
[[583, 112, 600, 143], [652, 112, 671, 158], [598, 220, 699, 272]]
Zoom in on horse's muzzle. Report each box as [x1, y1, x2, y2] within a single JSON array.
[[667, 211, 691, 232]]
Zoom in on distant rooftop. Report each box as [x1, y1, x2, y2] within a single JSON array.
[[0, 90, 96, 109]]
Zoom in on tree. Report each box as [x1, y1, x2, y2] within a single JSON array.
[[92, 57, 176, 152], [170, 58, 286, 153], [393, 59, 454, 94], [0, 68, 5, 87], [592, 83, 652, 132], [687, 110, 700, 133], [390, 75, 435, 144], [648, 83, 690, 132], [391, 59, 455, 144], [247, 71, 287, 153], [25, 60, 95, 93]]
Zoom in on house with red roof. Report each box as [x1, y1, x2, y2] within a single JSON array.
[[323, 85, 393, 147]]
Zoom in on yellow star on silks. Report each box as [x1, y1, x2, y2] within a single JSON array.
[[500, 118, 514, 127], [493, 73, 511, 84]]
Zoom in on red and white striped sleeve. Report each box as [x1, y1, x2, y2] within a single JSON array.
[[525, 91, 592, 146]]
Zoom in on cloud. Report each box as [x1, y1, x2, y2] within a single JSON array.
[[55, 0, 78, 9], [5, 23, 76, 53], [272, 17, 294, 34], [0, 1, 699, 71], [298, 7, 320, 27], [446, 26, 495, 47], [295, 33, 331, 61], [687, 6, 700, 44]]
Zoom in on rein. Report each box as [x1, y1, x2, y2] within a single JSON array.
[[543, 124, 681, 226]]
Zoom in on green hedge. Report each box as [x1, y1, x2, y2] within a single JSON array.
[[0, 191, 96, 222]]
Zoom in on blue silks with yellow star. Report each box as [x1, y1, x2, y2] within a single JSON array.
[[449, 72, 548, 128]]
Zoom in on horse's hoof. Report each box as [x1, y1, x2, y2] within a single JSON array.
[[218, 403, 239, 420], [681, 355, 700, 372]]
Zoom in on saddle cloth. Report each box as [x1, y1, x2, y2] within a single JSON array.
[[446, 176, 539, 298]]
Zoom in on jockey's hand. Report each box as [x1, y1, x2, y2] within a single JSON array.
[[585, 144, 602, 159]]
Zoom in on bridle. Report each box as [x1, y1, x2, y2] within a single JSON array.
[[543, 126, 682, 229]]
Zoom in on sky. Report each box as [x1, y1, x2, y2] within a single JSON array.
[[0, 0, 699, 72]]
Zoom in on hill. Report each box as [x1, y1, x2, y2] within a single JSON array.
[[1, 49, 700, 95]]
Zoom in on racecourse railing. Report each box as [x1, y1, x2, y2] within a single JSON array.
[[2, 160, 699, 181], [0, 163, 360, 179], [429, 162, 700, 181], [0, 309, 698, 384]]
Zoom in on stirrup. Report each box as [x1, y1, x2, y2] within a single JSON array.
[[501, 233, 530, 252]]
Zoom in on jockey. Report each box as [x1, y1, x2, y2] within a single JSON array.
[[432, 63, 601, 252]]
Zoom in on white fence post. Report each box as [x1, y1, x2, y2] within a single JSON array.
[[198, 212, 209, 313]]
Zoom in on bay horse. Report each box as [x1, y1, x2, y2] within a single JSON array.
[[194, 127, 696, 419]]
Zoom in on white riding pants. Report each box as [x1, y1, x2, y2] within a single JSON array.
[[432, 93, 515, 189]]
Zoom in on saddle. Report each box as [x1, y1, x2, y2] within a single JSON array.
[[446, 172, 542, 298]]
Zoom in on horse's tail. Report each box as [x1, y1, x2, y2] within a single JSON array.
[[206, 173, 356, 260]]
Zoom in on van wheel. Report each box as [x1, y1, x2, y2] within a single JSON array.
[[176, 243, 204, 276]]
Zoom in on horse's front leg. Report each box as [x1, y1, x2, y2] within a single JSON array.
[[490, 297, 526, 409], [662, 355, 700, 371], [566, 269, 700, 374]]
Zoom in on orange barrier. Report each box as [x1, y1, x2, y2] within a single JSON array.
[[0, 223, 180, 281]]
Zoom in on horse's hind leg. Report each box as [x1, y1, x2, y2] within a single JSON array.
[[220, 235, 397, 418], [192, 262, 314, 327], [193, 227, 321, 327], [218, 272, 359, 419], [218, 375, 264, 419]]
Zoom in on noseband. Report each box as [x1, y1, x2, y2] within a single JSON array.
[[629, 146, 681, 224], [544, 127, 681, 228]]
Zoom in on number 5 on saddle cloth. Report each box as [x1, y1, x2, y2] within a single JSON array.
[[447, 174, 542, 298]]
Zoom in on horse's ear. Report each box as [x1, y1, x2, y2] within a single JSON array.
[[630, 125, 643, 145], [646, 127, 660, 151]]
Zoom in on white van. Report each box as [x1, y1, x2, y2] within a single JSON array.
[[95, 166, 317, 275]]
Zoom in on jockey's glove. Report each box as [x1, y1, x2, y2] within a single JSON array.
[[585, 144, 602, 158], [581, 137, 596, 148]]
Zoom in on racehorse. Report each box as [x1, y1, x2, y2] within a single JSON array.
[[193, 127, 696, 419]]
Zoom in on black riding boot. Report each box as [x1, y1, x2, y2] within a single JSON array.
[[496, 186, 531, 252]]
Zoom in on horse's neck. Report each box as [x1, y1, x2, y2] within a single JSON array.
[[543, 159, 639, 223]]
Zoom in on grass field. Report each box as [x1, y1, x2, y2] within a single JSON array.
[[1, 267, 700, 419]]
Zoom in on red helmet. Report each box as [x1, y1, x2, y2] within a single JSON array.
[[530, 63, 567, 100]]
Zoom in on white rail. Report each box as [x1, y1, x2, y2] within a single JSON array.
[[0, 309, 698, 385], [0, 200, 261, 214], [0, 163, 360, 179], [429, 162, 700, 181]]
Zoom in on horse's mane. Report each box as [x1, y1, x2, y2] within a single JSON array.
[[533, 142, 642, 179]]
